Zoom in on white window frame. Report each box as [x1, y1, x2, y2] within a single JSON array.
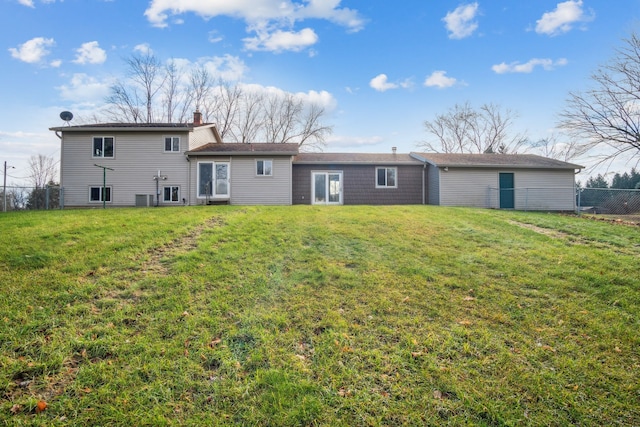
[[375, 167, 397, 188], [164, 136, 180, 153], [92, 136, 115, 158], [197, 161, 230, 199], [163, 186, 180, 203], [256, 159, 273, 177], [89, 186, 112, 203]]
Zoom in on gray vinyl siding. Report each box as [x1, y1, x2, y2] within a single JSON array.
[[437, 168, 576, 210], [292, 164, 424, 205], [189, 127, 216, 150], [511, 169, 576, 211], [230, 157, 292, 205], [187, 155, 292, 205], [60, 131, 190, 207]]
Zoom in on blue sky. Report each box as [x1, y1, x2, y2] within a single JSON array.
[[1, 0, 639, 185]]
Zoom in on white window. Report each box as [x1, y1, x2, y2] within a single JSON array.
[[256, 159, 273, 176], [93, 137, 114, 158], [198, 162, 229, 198], [164, 136, 180, 152], [89, 186, 111, 203], [376, 167, 397, 188], [163, 186, 180, 202]]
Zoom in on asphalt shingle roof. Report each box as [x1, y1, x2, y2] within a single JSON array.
[[293, 152, 422, 165], [410, 152, 583, 169], [187, 143, 300, 155]]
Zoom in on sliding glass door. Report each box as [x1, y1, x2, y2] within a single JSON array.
[[312, 171, 342, 205]]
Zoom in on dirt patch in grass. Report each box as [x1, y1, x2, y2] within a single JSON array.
[[507, 220, 569, 239], [141, 216, 225, 276]]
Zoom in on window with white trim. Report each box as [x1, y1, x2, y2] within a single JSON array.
[[93, 137, 114, 158], [163, 186, 180, 202], [198, 162, 229, 198], [256, 159, 273, 176], [376, 167, 397, 188], [89, 186, 111, 203], [164, 136, 180, 152]]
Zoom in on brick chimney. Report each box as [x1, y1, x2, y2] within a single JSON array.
[[193, 110, 202, 126]]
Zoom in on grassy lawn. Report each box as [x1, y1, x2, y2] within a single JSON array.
[[1, 206, 639, 426]]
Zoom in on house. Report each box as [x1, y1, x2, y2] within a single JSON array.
[[50, 112, 225, 208], [50, 117, 583, 210], [410, 152, 583, 211], [292, 152, 425, 205], [186, 142, 299, 205]]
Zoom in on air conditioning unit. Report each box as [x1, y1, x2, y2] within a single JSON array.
[[135, 194, 154, 207]]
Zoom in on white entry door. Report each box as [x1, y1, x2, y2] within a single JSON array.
[[312, 171, 343, 205]]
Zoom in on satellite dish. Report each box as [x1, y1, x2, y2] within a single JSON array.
[[59, 111, 73, 124]]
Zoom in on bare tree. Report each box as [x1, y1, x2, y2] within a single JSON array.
[[102, 54, 333, 148], [162, 59, 184, 123], [104, 81, 142, 123], [559, 31, 640, 167], [234, 90, 265, 143], [128, 52, 166, 123], [209, 81, 243, 139], [529, 133, 580, 162], [421, 102, 527, 154], [105, 53, 167, 123], [28, 154, 57, 189]]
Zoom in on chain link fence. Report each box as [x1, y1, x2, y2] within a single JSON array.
[[577, 187, 640, 224], [1, 186, 63, 211]]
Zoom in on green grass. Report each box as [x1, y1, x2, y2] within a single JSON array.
[[1, 206, 639, 426]]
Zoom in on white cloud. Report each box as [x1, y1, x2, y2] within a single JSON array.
[[144, 0, 365, 30], [134, 43, 153, 55], [535, 0, 595, 36], [18, 0, 34, 7], [73, 41, 107, 65], [143, 0, 365, 53], [492, 58, 568, 74], [244, 27, 318, 52], [9, 37, 55, 64], [208, 31, 223, 44], [370, 74, 399, 92], [424, 71, 458, 89], [56, 73, 111, 103], [443, 2, 479, 39], [50, 59, 62, 68]]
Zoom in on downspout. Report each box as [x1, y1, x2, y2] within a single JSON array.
[[186, 153, 191, 206]]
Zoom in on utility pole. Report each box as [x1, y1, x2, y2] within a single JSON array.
[[93, 164, 114, 209], [3, 161, 15, 212]]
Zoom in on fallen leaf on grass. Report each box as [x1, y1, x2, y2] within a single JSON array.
[[209, 338, 222, 348], [338, 387, 352, 397], [411, 351, 423, 358], [614, 346, 622, 353], [10, 404, 21, 414], [401, 296, 410, 303], [541, 345, 556, 353], [433, 390, 443, 400], [458, 320, 472, 326], [35, 401, 47, 413], [463, 296, 476, 301]]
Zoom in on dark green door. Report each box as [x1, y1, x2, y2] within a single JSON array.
[[499, 173, 515, 209]]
